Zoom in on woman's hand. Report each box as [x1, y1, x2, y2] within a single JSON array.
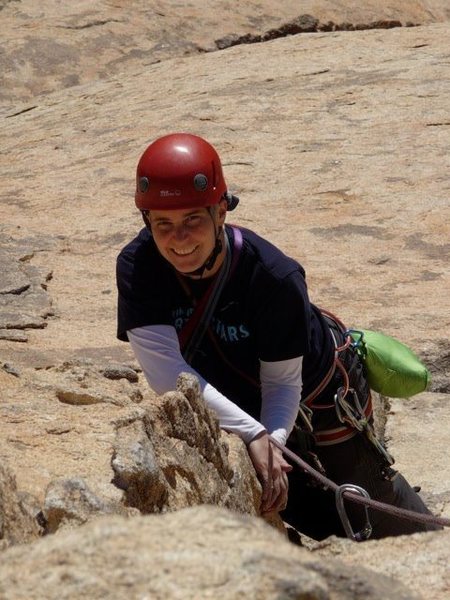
[[247, 431, 292, 514]]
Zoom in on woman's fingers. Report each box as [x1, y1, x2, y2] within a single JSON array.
[[279, 471, 289, 510], [263, 444, 291, 512], [247, 432, 291, 513], [262, 472, 279, 512], [262, 470, 289, 513]]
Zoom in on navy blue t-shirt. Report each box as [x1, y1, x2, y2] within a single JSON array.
[[116, 225, 334, 420]]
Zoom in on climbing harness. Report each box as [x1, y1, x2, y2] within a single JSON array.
[[297, 309, 394, 465], [284, 309, 448, 539], [334, 387, 394, 465]]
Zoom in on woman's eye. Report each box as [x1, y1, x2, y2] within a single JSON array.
[[186, 216, 201, 227], [156, 222, 173, 233], [153, 215, 203, 233]]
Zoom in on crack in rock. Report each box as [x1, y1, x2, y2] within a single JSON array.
[[56, 19, 122, 30], [214, 14, 416, 50], [5, 106, 37, 119], [0, 236, 54, 339]]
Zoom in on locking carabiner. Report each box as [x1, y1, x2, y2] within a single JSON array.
[[335, 483, 372, 542]]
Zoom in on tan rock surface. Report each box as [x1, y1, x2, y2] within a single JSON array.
[[2, 0, 450, 522], [1, 23, 449, 358], [0, 506, 419, 599], [0, 360, 144, 504], [2, 0, 450, 106], [384, 392, 450, 517], [110, 373, 276, 524], [311, 529, 450, 600]]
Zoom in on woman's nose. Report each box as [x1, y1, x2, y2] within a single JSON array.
[[173, 223, 188, 240]]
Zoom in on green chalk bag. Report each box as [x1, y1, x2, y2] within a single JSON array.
[[347, 329, 431, 398]]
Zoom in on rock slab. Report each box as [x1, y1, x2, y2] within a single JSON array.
[[0, 506, 418, 600]]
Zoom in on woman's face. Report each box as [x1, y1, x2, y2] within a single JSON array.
[[149, 200, 227, 276]]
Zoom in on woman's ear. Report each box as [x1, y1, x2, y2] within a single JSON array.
[[217, 199, 228, 225]]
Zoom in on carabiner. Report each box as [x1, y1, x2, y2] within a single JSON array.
[[335, 484, 372, 542], [344, 329, 365, 349], [334, 388, 366, 431]]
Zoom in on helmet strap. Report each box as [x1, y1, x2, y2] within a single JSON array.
[[196, 207, 224, 276], [141, 210, 152, 233], [203, 233, 223, 271]]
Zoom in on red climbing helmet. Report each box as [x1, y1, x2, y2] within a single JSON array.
[[135, 133, 236, 211]]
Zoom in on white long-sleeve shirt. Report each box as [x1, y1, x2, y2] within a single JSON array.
[[128, 324, 303, 445]]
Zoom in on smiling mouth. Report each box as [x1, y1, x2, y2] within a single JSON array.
[[171, 246, 199, 257]]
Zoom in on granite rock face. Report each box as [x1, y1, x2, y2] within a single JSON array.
[[0, 506, 420, 600], [42, 477, 138, 534], [1, 0, 450, 107]]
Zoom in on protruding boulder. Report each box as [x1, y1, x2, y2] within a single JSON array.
[[0, 463, 41, 548], [42, 477, 138, 534], [111, 373, 283, 531]]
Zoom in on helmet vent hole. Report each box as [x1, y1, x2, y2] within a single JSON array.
[[139, 177, 150, 193], [194, 173, 208, 191]]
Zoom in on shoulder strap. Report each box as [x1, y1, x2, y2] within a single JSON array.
[[229, 225, 243, 272], [178, 226, 243, 362]]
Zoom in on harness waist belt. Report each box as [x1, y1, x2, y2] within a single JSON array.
[[314, 394, 373, 446]]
